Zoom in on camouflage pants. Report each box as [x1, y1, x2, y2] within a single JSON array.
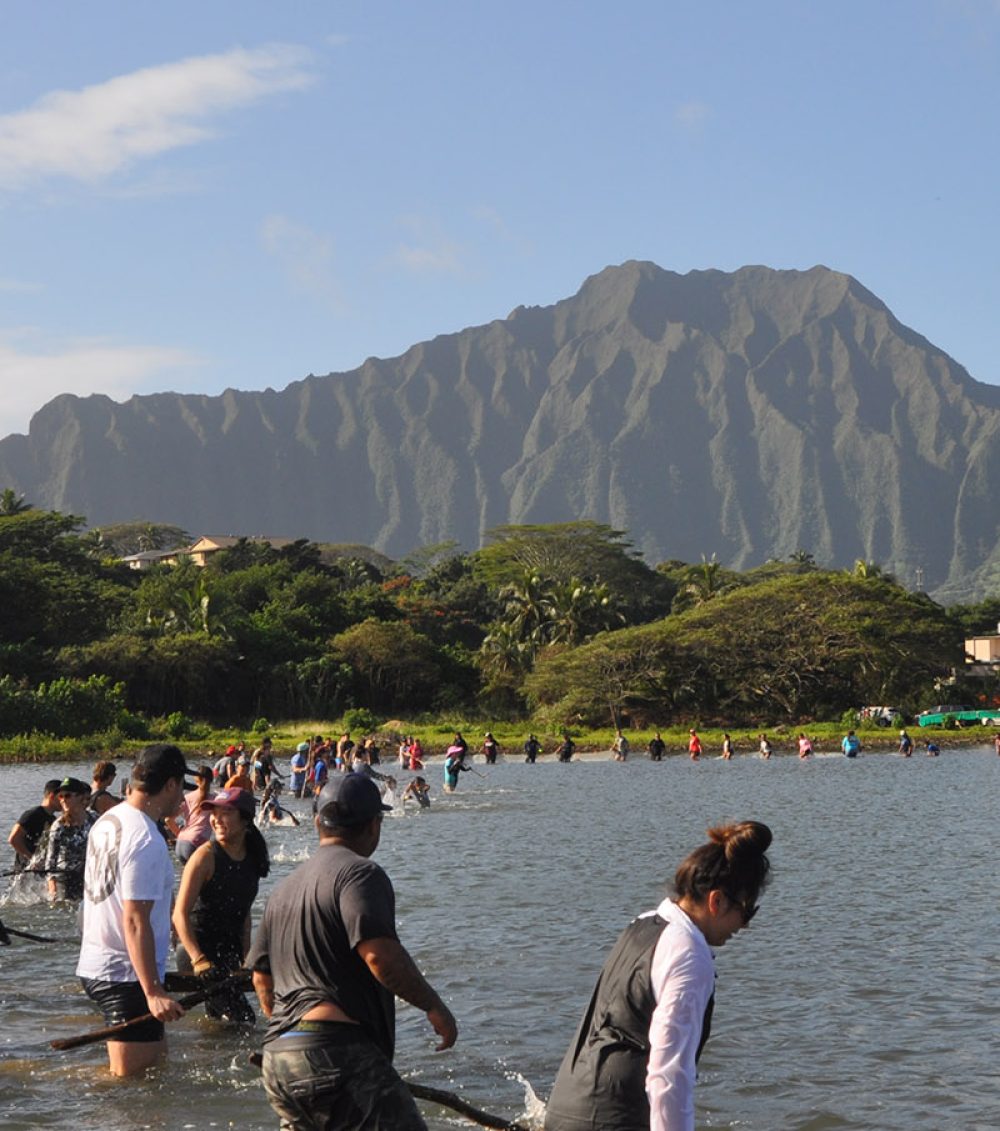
[[261, 1030, 426, 1131]]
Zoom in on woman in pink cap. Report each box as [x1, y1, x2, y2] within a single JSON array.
[[172, 788, 270, 1024]]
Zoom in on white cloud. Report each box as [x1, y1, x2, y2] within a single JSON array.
[[392, 217, 466, 275], [0, 331, 203, 438], [674, 101, 712, 130], [260, 213, 345, 311], [0, 45, 315, 189]]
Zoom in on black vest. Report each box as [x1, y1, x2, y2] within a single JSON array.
[[545, 914, 714, 1131]]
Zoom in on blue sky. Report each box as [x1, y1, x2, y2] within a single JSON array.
[[2, 1, 999, 440]]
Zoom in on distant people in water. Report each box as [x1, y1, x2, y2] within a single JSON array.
[[89, 761, 119, 815], [688, 729, 702, 761], [402, 777, 431, 808], [612, 731, 630, 761], [557, 735, 576, 762], [443, 748, 470, 792], [7, 778, 61, 873], [898, 730, 913, 757], [721, 733, 734, 759], [925, 740, 940, 756], [408, 737, 425, 771], [993, 732, 1000, 756], [797, 734, 813, 759], [758, 734, 772, 759], [648, 732, 665, 761], [482, 732, 500, 764], [46, 778, 97, 901], [841, 730, 862, 758], [524, 734, 541, 763], [290, 742, 310, 797]]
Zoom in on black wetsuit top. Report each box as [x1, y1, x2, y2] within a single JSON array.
[[191, 842, 261, 968]]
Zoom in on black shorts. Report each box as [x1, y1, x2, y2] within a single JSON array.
[[80, 978, 165, 1043]]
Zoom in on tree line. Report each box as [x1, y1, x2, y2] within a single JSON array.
[[0, 490, 995, 739]]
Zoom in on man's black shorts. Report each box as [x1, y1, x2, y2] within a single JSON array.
[[80, 978, 165, 1043]]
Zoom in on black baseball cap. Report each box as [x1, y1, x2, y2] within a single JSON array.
[[131, 743, 198, 793], [316, 774, 392, 828], [57, 777, 90, 796]]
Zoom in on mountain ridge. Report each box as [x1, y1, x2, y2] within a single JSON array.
[[3, 260, 999, 600]]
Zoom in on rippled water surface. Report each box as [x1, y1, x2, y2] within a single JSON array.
[[1, 748, 998, 1130]]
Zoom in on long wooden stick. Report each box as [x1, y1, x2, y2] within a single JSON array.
[[50, 971, 253, 1050], [407, 1081, 532, 1131], [0, 916, 73, 945]]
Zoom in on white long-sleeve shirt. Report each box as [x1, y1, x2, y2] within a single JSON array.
[[644, 899, 716, 1131]]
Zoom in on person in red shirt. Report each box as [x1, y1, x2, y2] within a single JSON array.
[[688, 729, 703, 761]]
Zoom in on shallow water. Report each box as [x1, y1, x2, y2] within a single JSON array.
[[1, 748, 998, 1129]]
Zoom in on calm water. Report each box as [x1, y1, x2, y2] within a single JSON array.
[[1, 748, 998, 1130]]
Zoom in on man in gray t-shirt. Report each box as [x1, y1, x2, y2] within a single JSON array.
[[248, 774, 456, 1130]]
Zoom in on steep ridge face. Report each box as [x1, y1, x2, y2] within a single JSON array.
[[2, 260, 999, 598]]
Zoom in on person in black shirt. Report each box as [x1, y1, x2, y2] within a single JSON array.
[[173, 787, 269, 1025], [557, 735, 576, 762], [248, 774, 456, 1130], [7, 779, 62, 872], [648, 732, 666, 761], [524, 734, 541, 763]]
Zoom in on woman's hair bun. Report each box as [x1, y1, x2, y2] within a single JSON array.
[[707, 820, 773, 860]]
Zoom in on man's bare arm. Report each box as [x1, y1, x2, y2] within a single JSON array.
[[356, 937, 457, 1050], [122, 899, 185, 1023], [252, 970, 275, 1018]]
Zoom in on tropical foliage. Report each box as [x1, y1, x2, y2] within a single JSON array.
[[0, 498, 989, 737]]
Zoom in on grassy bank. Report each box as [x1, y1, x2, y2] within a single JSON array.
[[0, 716, 993, 764]]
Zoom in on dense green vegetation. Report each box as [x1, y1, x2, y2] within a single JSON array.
[[0, 499, 996, 747]]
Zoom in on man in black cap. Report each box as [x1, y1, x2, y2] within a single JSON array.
[[7, 778, 62, 872], [76, 743, 195, 1077], [247, 773, 456, 1130]]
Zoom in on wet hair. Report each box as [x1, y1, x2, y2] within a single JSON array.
[[43, 778, 63, 795], [93, 760, 117, 785], [673, 821, 773, 905], [194, 765, 213, 783]]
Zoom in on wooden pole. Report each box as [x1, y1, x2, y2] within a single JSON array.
[[407, 1081, 533, 1131], [50, 971, 253, 1050]]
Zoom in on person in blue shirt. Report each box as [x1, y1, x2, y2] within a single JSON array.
[[290, 742, 309, 798], [443, 749, 470, 792], [841, 730, 862, 757], [925, 740, 940, 756], [898, 730, 913, 757]]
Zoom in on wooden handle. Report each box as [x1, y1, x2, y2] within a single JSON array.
[[51, 971, 253, 1050], [407, 1082, 532, 1131]]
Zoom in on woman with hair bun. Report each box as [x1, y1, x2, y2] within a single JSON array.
[[545, 821, 773, 1131]]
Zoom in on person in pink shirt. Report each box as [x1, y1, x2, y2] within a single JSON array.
[[174, 767, 214, 865]]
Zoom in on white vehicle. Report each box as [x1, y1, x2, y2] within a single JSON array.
[[857, 705, 902, 727]]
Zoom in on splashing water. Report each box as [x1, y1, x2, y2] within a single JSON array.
[[504, 1070, 547, 1129]]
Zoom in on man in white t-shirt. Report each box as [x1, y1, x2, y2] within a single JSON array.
[[77, 743, 194, 1077]]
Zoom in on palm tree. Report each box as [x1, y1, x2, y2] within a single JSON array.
[[498, 572, 552, 645], [672, 555, 735, 612], [853, 559, 884, 579], [0, 488, 31, 515]]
